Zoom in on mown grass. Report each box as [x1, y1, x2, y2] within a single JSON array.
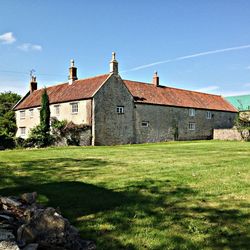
[[0, 141, 249, 249]]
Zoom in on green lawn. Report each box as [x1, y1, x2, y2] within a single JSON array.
[[0, 141, 249, 250]]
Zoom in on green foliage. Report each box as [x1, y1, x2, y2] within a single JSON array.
[[14, 137, 25, 148], [40, 88, 50, 133], [0, 141, 249, 249], [0, 91, 21, 136], [51, 119, 67, 134], [51, 119, 90, 146], [25, 124, 53, 148], [234, 114, 250, 140], [25, 88, 52, 148], [0, 133, 15, 149]]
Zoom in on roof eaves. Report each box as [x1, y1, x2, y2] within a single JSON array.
[[13, 91, 30, 111], [134, 101, 238, 113]]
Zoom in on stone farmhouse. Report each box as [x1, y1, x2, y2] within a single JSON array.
[[14, 53, 238, 145]]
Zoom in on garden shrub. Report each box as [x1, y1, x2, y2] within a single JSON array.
[[0, 133, 15, 149]]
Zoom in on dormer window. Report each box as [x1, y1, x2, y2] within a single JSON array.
[[189, 109, 195, 117]]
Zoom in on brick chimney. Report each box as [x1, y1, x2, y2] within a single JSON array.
[[68, 59, 78, 84], [152, 71, 159, 87], [30, 76, 37, 93], [110, 52, 118, 74]]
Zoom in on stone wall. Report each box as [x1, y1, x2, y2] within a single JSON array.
[[54, 127, 92, 146], [213, 128, 242, 141], [93, 74, 135, 145], [134, 103, 237, 143]]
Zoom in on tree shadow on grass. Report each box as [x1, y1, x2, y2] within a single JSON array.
[[1, 179, 249, 250], [0, 158, 249, 249], [0, 157, 109, 187]]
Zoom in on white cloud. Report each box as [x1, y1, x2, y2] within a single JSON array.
[[18, 43, 42, 52], [0, 32, 16, 44], [195, 85, 219, 93], [243, 83, 250, 87]]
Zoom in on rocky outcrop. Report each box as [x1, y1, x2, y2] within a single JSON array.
[[0, 193, 95, 250]]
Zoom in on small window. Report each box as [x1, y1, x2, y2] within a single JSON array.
[[20, 111, 25, 119], [54, 105, 60, 116], [189, 109, 195, 117], [20, 127, 26, 136], [71, 103, 78, 114], [29, 109, 34, 118], [206, 111, 212, 119], [188, 122, 195, 131], [141, 121, 149, 127], [116, 106, 124, 114]]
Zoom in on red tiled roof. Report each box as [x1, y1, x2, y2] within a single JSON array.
[[124, 80, 238, 112], [14, 74, 110, 110], [14, 73, 237, 113]]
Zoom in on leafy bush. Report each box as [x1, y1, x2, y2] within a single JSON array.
[[0, 133, 15, 149], [51, 119, 90, 146], [14, 137, 25, 148], [234, 113, 250, 141], [25, 125, 54, 148]]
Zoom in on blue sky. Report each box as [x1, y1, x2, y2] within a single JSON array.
[[0, 0, 250, 96]]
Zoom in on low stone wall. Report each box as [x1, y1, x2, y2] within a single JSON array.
[[213, 128, 242, 141], [54, 128, 92, 146]]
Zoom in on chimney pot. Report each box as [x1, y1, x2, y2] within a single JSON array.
[[69, 59, 78, 84], [30, 76, 37, 93], [110, 52, 118, 74], [152, 71, 159, 87]]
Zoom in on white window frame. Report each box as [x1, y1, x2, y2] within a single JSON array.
[[20, 127, 26, 136], [188, 122, 196, 131], [141, 121, 149, 127], [206, 111, 212, 119], [54, 105, 60, 116], [29, 109, 34, 118], [71, 103, 78, 114], [189, 108, 195, 117], [116, 106, 124, 114], [20, 111, 25, 119]]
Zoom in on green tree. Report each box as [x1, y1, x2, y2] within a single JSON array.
[[0, 91, 21, 136], [40, 88, 50, 133]]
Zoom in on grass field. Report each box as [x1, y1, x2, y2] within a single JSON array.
[[0, 141, 249, 249]]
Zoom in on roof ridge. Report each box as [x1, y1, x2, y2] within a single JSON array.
[[123, 79, 222, 97], [37, 73, 110, 91]]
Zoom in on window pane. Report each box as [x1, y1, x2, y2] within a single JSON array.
[[141, 121, 149, 127], [116, 106, 124, 114], [71, 103, 78, 113]]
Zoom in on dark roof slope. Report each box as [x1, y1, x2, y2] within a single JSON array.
[[124, 80, 237, 112], [14, 74, 110, 110]]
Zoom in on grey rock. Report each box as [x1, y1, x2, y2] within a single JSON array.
[[0, 228, 15, 241], [20, 193, 37, 205], [0, 241, 20, 250], [1, 197, 22, 207], [0, 214, 14, 222], [22, 243, 39, 250]]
